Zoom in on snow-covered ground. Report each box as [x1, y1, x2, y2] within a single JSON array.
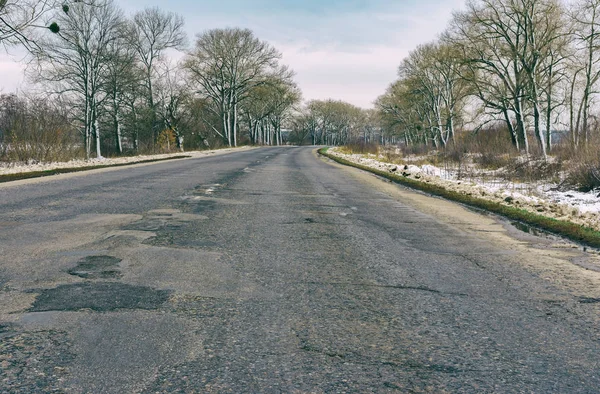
[[329, 147, 600, 232], [0, 147, 254, 176]]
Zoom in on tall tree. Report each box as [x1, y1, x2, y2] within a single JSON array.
[[155, 60, 188, 151], [103, 25, 138, 154], [241, 76, 301, 145], [450, 0, 566, 158], [31, 0, 124, 159], [184, 28, 291, 147], [128, 7, 186, 150], [569, 0, 600, 148]]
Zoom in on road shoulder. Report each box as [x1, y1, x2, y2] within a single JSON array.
[[318, 149, 600, 308]]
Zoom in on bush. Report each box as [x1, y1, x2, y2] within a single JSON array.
[[157, 129, 177, 152], [0, 95, 82, 163], [560, 147, 600, 192], [502, 158, 562, 183], [339, 141, 379, 155]]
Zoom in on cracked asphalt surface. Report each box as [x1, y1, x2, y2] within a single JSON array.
[[1, 146, 600, 393]]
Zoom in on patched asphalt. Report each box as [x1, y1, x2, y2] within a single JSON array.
[[1, 146, 600, 393]]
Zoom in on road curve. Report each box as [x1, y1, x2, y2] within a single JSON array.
[[1, 146, 600, 393]]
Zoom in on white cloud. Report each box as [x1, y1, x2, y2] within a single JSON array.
[[0, 0, 468, 109], [0, 52, 26, 94], [278, 43, 402, 107], [266, 0, 466, 108]]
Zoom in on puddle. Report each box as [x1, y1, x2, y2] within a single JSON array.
[[29, 282, 172, 312], [123, 220, 163, 232], [511, 221, 550, 238], [68, 255, 122, 279], [143, 232, 219, 249]]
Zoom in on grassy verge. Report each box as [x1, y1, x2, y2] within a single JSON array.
[[0, 155, 192, 184], [319, 147, 600, 248]]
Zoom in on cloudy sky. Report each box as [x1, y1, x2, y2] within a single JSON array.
[[0, 0, 466, 108]]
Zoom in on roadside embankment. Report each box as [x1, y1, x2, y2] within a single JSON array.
[[319, 147, 600, 248], [0, 147, 255, 183]]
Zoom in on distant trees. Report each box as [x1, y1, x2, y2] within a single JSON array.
[[184, 28, 295, 147], [240, 76, 301, 145], [0, 93, 79, 162], [289, 100, 380, 146]]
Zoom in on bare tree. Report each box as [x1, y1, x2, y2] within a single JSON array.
[[241, 76, 301, 145], [31, 0, 124, 159], [184, 28, 291, 147], [398, 41, 468, 148], [103, 29, 138, 154], [128, 7, 186, 150], [449, 0, 567, 158], [376, 79, 432, 147], [155, 60, 188, 151], [299, 100, 365, 146], [569, 0, 600, 148]]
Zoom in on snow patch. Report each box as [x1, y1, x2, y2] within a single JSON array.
[[329, 147, 600, 232], [0, 147, 253, 176]]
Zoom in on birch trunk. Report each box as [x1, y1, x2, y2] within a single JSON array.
[[93, 103, 102, 159], [113, 96, 123, 155]]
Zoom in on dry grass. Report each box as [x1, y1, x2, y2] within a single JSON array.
[[0, 95, 83, 164], [340, 126, 600, 193], [337, 141, 379, 155]]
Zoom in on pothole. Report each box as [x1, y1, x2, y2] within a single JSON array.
[[123, 221, 163, 232], [179, 197, 218, 213], [29, 282, 172, 312], [143, 233, 219, 248], [68, 255, 122, 279], [194, 184, 223, 195], [579, 296, 600, 304]]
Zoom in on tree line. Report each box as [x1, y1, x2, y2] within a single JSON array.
[[0, 0, 302, 161], [376, 0, 600, 159], [8, 0, 596, 160]]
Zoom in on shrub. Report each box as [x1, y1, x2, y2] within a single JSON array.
[[561, 147, 600, 192], [0, 94, 82, 163], [157, 128, 177, 152], [339, 141, 379, 155]]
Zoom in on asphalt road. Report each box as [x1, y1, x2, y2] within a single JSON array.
[[1, 146, 600, 393]]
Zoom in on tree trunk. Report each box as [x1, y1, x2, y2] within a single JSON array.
[[545, 64, 554, 153], [514, 97, 529, 155], [174, 127, 184, 152], [85, 97, 92, 159], [533, 97, 547, 159], [113, 96, 123, 155], [93, 102, 102, 159], [232, 100, 238, 147], [502, 108, 519, 150]]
